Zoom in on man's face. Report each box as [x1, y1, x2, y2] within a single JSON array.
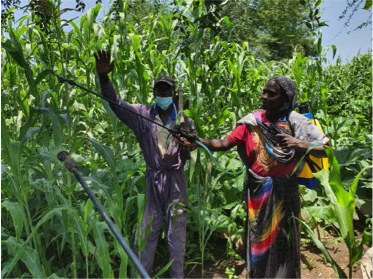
[[262, 80, 286, 112], [155, 83, 174, 97]]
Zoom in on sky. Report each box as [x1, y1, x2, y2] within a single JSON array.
[[9, 0, 373, 64], [321, 0, 372, 64]]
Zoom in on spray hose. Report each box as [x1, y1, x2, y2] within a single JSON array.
[[49, 70, 197, 142], [51, 71, 245, 175]]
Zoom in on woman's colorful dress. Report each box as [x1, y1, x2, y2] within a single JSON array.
[[227, 109, 328, 278]]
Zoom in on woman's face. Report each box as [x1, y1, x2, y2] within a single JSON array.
[[262, 80, 286, 112]]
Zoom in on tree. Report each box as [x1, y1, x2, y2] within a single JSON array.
[[1, 0, 320, 61], [219, 0, 318, 60]]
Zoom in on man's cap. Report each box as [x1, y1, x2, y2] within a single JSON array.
[[154, 76, 175, 88]]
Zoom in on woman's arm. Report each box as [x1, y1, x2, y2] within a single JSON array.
[[195, 125, 248, 151], [197, 138, 236, 152]]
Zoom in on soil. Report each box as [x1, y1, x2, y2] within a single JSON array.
[[185, 236, 363, 279], [300, 240, 363, 279], [153, 230, 367, 279]]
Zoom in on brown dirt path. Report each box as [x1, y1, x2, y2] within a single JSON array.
[[183, 236, 365, 279]]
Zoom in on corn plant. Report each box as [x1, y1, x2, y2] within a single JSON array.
[[299, 148, 372, 278], [1, 0, 372, 278]]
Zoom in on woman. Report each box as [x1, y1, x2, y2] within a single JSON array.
[[198, 77, 329, 278]]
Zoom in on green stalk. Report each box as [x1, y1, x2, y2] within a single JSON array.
[[197, 161, 205, 277], [53, 3, 78, 276], [22, 177, 52, 275], [197, 166, 205, 277], [67, 174, 78, 279]]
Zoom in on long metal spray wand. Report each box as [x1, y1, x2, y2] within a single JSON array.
[[49, 70, 195, 141], [57, 151, 150, 279]]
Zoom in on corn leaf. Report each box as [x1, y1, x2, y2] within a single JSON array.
[[2, 237, 45, 279], [92, 221, 114, 278], [297, 218, 347, 278], [153, 260, 174, 278], [89, 138, 116, 171], [2, 201, 26, 241]]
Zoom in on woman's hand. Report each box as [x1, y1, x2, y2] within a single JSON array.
[[276, 134, 309, 153], [276, 134, 328, 158], [94, 50, 114, 77]]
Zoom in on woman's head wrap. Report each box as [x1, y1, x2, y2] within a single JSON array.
[[272, 76, 298, 116]]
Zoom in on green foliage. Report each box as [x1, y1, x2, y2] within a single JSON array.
[[301, 149, 372, 278], [364, 0, 372, 9], [220, 0, 319, 60], [1, 0, 371, 278]]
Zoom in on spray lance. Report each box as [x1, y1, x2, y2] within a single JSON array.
[[51, 71, 246, 174], [175, 86, 194, 140], [46, 67, 247, 277], [49, 70, 197, 143], [57, 151, 150, 278], [49, 71, 199, 278]]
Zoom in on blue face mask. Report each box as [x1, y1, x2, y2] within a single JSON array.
[[156, 97, 173, 110]]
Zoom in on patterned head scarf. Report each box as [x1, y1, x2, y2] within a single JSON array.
[[273, 76, 298, 116]]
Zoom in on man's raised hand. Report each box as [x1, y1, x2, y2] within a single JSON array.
[[94, 50, 114, 77]]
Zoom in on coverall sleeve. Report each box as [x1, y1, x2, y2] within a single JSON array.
[[100, 79, 143, 132]]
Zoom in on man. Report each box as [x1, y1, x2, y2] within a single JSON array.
[[94, 50, 194, 278]]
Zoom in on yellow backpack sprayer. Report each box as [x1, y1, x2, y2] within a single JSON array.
[[297, 103, 329, 190]]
